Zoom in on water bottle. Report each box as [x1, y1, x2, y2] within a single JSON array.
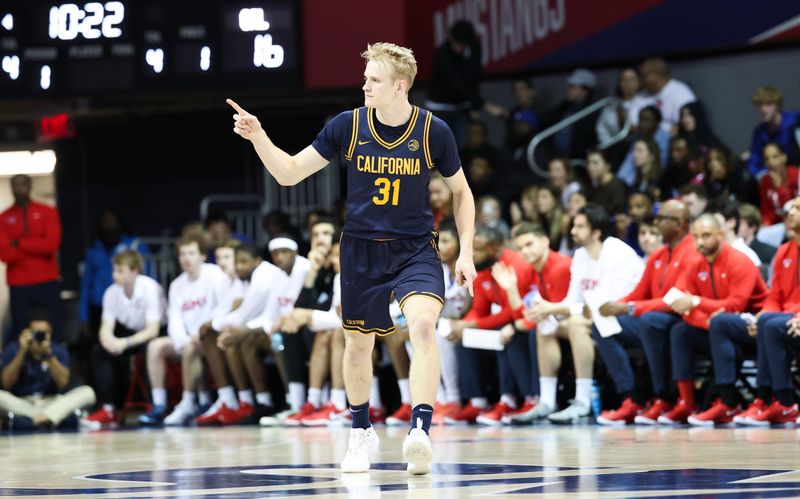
[[590, 380, 602, 417], [271, 332, 285, 352]]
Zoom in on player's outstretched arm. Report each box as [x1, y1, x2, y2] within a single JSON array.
[[227, 99, 328, 186], [443, 168, 477, 297]]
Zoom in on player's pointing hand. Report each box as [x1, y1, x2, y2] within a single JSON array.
[[227, 98, 263, 141]]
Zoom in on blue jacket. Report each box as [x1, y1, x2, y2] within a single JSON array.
[[748, 111, 800, 178], [79, 235, 151, 323]]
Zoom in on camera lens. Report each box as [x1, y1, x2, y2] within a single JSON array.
[[33, 331, 46, 343]]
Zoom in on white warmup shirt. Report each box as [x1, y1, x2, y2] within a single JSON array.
[[308, 274, 342, 332], [248, 256, 312, 332], [441, 263, 469, 319], [563, 237, 645, 314], [167, 263, 228, 352], [211, 261, 287, 332], [212, 274, 245, 320], [101, 275, 166, 331]]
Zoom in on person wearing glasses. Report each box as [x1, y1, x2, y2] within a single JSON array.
[[593, 200, 700, 425]]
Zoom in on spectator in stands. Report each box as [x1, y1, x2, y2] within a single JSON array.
[[677, 102, 722, 154], [476, 195, 511, 240], [702, 146, 759, 205], [631, 139, 662, 200], [587, 149, 627, 216], [561, 189, 588, 254], [139, 234, 227, 426], [759, 142, 799, 226], [206, 212, 250, 261], [534, 184, 566, 251], [460, 120, 503, 169], [618, 106, 670, 187], [429, 172, 453, 229], [547, 157, 582, 209], [746, 85, 800, 178], [81, 250, 166, 428], [636, 57, 696, 133], [596, 68, 644, 146], [637, 214, 663, 260], [615, 192, 654, 256], [0, 174, 62, 343], [426, 20, 506, 148], [712, 197, 762, 266], [541, 69, 599, 160], [263, 210, 295, 245], [659, 137, 700, 199], [737, 203, 777, 265], [751, 197, 800, 425], [510, 185, 539, 226], [507, 78, 538, 148], [679, 184, 709, 219], [80, 209, 150, 341], [525, 204, 644, 423], [465, 155, 497, 199], [0, 310, 95, 429]]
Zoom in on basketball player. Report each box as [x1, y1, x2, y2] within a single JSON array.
[[227, 42, 476, 475]]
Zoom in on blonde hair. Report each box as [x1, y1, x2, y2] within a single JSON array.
[[112, 250, 144, 272], [752, 85, 783, 107], [361, 42, 417, 91]]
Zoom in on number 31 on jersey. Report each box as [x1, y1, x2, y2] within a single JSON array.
[[373, 177, 400, 206]]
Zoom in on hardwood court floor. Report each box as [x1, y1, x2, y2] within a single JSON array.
[[1, 424, 799, 498]]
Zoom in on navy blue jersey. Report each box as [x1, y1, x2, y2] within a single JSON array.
[[312, 106, 460, 239]]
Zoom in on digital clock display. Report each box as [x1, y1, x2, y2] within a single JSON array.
[[0, 0, 300, 98]]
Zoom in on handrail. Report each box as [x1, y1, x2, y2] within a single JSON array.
[[526, 96, 631, 177], [199, 194, 265, 221]]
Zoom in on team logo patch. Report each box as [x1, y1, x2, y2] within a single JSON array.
[[698, 271, 708, 282], [654, 260, 662, 269], [408, 139, 420, 151], [784, 258, 792, 268]]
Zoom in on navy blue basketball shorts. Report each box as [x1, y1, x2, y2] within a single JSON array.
[[340, 233, 445, 336]]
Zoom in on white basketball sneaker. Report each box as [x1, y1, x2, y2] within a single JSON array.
[[403, 418, 433, 475], [340, 427, 380, 473]]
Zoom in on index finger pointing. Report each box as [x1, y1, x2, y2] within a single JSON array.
[[226, 98, 247, 115]]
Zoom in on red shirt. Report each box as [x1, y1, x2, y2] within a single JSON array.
[[0, 201, 62, 286], [676, 244, 767, 329], [762, 240, 800, 313], [464, 248, 534, 330], [622, 235, 701, 316], [759, 166, 799, 226], [511, 250, 572, 324]]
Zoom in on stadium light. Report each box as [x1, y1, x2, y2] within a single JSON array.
[[0, 150, 56, 175]]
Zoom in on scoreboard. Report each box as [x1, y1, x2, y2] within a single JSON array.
[[0, 1, 300, 98]]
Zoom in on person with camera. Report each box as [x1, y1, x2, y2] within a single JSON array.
[[0, 310, 95, 429]]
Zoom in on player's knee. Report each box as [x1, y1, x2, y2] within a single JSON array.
[[407, 313, 437, 336]]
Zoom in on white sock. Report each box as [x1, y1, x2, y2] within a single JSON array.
[[500, 394, 517, 409], [369, 377, 382, 408], [103, 403, 115, 412], [398, 378, 411, 405], [288, 382, 305, 412], [540, 377, 557, 409], [470, 397, 487, 409], [218, 386, 239, 409], [256, 392, 272, 407], [331, 388, 347, 410], [575, 378, 593, 408], [238, 390, 254, 406], [436, 385, 447, 405], [308, 387, 322, 409], [321, 384, 330, 405], [181, 391, 197, 408], [151, 388, 167, 407], [198, 390, 211, 406]]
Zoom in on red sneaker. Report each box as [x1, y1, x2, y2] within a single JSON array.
[[80, 406, 118, 429], [747, 400, 799, 426], [596, 398, 643, 426], [733, 398, 768, 426], [385, 403, 412, 426], [282, 402, 317, 427], [501, 400, 537, 425], [657, 399, 696, 425], [687, 399, 740, 426], [300, 402, 339, 426], [444, 402, 483, 425], [220, 401, 253, 425], [369, 406, 386, 424], [195, 402, 239, 426], [476, 402, 515, 426], [634, 399, 671, 425], [432, 402, 461, 425]]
